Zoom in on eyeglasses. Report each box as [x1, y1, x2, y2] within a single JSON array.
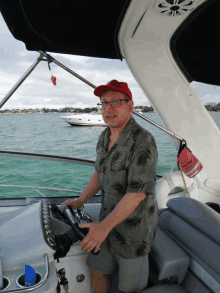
[[97, 99, 130, 110]]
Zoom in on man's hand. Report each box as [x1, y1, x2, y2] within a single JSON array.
[[78, 222, 110, 253]]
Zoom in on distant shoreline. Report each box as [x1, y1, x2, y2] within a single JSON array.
[[0, 106, 155, 114], [0, 104, 217, 114], [0, 104, 218, 114]]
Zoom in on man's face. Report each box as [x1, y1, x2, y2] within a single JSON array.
[[100, 90, 133, 129]]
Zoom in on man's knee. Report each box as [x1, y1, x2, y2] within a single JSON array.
[[89, 268, 110, 291], [89, 268, 108, 280]]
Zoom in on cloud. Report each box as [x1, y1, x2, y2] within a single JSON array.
[[1, 13, 220, 110], [52, 53, 90, 66], [191, 81, 220, 104], [0, 12, 153, 110]]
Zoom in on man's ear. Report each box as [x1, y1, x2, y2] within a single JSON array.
[[129, 100, 134, 111]]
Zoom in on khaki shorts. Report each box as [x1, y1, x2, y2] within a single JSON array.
[[86, 238, 149, 292]]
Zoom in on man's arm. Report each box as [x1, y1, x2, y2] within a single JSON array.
[[61, 171, 100, 244], [101, 192, 146, 232], [78, 171, 100, 205]]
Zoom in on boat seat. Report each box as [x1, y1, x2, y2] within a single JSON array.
[[139, 225, 190, 292], [141, 284, 188, 293], [110, 197, 220, 292], [148, 226, 190, 284], [144, 197, 220, 293]]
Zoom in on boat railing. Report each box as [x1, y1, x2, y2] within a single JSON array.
[[0, 150, 163, 205], [0, 183, 84, 198], [0, 150, 95, 166], [0, 150, 163, 179], [0, 150, 99, 205]]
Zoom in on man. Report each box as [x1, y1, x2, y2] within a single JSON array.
[[61, 80, 158, 293]]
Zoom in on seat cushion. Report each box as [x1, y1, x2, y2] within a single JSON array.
[[150, 227, 190, 284], [166, 197, 220, 245], [141, 284, 188, 293]]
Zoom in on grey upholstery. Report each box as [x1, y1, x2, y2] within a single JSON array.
[[84, 198, 220, 292], [141, 284, 188, 293], [166, 197, 220, 245], [150, 227, 190, 284], [159, 198, 220, 278], [143, 197, 220, 293]]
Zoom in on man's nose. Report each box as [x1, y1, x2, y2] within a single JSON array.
[[106, 102, 114, 111]]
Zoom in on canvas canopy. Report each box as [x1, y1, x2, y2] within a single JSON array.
[[0, 0, 220, 86]]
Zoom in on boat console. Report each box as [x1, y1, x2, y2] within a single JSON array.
[[0, 202, 57, 292], [0, 202, 96, 292], [1, 197, 220, 292]]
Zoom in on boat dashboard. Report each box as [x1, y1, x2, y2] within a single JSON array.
[[0, 201, 95, 292], [50, 204, 70, 225]]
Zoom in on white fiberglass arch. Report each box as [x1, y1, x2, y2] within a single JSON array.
[[118, 0, 220, 204]]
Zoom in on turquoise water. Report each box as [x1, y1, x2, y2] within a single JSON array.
[[0, 112, 220, 198]]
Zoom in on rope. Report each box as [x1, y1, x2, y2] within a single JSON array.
[[178, 162, 190, 198], [156, 160, 177, 185]]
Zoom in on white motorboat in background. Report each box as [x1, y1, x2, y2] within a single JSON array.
[[61, 109, 107, 126], [135, 108, 143, 114]]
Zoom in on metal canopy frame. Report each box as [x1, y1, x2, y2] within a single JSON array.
[[0, 51, 182, 143]]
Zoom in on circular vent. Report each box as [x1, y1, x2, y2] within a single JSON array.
[[154, 0, 198, 17]]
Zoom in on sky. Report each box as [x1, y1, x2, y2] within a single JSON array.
[[0, 14, 220, 110]]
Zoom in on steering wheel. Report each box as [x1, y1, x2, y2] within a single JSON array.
[[61, 203, 100, 255]]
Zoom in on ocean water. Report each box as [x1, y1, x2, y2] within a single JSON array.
[[0, 112, 220, 198]]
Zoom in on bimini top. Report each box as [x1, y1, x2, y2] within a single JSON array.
[[0, 0, 131, 60], [0, 0, 220, 86]]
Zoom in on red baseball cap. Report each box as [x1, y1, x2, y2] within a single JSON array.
[[94, 80, 132, 100]]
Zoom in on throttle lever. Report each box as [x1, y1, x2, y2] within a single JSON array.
[[61, 204, 100, 255]]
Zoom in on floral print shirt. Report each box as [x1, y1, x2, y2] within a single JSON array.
[[95, 116, 158, 259]]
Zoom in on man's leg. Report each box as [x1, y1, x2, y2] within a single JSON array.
[[116, 254, 149, 293], [89, 268, 110, 293]]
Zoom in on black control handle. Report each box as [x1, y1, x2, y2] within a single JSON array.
[[61, 204, 100, 255]]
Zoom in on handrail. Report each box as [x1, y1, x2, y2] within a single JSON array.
[[0, 151, 163, 199], [0, 150, 163, 181], [0, 150, 95, 166], [0, 184, 83, 196], [0, 176, 163, 199], [1, 254, 49, 292]]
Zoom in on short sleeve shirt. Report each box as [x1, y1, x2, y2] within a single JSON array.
[[95, 116, 158, 259]]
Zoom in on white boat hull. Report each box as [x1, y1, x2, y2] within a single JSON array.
[[61, 114, 107, 126]]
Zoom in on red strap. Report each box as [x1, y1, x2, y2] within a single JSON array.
[[51, 75, 56, 85]]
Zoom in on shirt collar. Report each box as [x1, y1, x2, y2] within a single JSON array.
[[102, 116, 137, 150]]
